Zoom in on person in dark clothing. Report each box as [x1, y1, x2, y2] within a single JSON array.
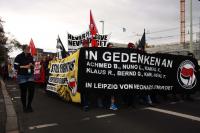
[[43, 56, 50, 88], [2, 62, 8, 80], [14, 45, 35, 113], [81, 39, 90, 111]]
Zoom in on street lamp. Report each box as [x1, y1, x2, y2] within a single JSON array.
[[99, 20, 104, 34], [190, 0, 200, 53], [190, 0, 193, 53], [199, 17, 200, 43]]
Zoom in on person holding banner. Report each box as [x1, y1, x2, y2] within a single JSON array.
[[137, 45, 154, 106], [81, 40, 90, 111], [107, 43, 118, 110], [123, 43, 137, 108], [14, 45, 35, 113]]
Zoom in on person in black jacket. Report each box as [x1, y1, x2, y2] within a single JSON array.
[[14, 45, 35, 112]]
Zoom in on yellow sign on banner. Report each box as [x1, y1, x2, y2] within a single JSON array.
[[46, 50, 81, 103]]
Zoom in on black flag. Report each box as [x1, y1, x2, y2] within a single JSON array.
[[56, 35, 67, 59], [137, 29, 146, 51]]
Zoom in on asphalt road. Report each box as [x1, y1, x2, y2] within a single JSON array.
[[5, 81, 200, 133]]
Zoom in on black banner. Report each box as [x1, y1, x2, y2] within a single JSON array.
[[78, 48, 199, 93]]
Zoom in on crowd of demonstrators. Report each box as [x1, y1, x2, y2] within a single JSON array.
[[34, 55, 53, 88], [2, 41, 199, 112], [79, 42, 156, 111], [81, 42, 119, 111], [79, 42, 200, 111]]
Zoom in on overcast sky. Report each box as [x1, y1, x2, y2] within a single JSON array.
[[0, 0, 200, 53]]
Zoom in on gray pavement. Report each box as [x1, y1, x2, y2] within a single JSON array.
[[0, 78, 6, 133], [2, 79, 200, 133], [0, 78, 19, 133]]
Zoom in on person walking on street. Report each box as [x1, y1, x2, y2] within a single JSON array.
[[107, 43, 118, 110], [14, 45, 35, 113]]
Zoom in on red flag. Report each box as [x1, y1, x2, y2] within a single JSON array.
[[90, 10, 98, 47], [29, 38, 37, 56]]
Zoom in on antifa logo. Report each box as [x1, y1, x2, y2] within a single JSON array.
[[177, 60, 197, 89], [68, 77, 77, 96], [181, 67, 194, 79]]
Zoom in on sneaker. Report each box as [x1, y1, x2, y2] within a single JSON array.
[[109, 104, 118, 110]]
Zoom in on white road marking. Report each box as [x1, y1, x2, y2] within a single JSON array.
[[7, 85, 17, 87], [96, 113, 116, 119], [10, 88, 18, 91], [169, 100, 184, 105], [29, 123, 58, 130], [146, 107, 200, 122], [169, 102, 177, 105], [81, 117, 91, 121], [13, 96, 21, 99]]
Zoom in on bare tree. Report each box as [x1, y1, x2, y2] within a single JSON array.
[[0, 18, 8, 63], [0, 17, 22, 63]]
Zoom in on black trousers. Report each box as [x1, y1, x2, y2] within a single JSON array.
[[19, 81, 35, 108], [81, 89, 89, 107]]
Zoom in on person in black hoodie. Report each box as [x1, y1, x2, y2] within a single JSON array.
[[14, 45, 35, 112]]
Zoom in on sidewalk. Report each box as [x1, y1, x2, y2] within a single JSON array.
[[0, 78, 6, 133], [0, 78, 19, 133]]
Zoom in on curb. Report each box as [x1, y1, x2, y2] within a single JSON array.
[[0, 80, 19, 133]]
